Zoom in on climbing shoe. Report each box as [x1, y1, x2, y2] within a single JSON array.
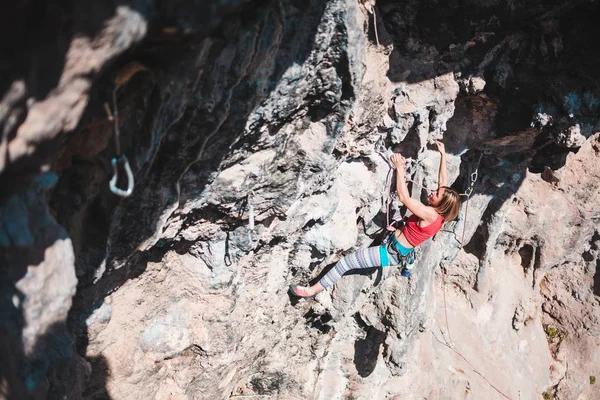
[[400, 268, 411, 278], [289, 284, 315, 299]]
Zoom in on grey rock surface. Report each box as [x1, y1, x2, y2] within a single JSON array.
[[1, 0, 600, 399]]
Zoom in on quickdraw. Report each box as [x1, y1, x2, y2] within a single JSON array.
[[458, 151, 484, 248], [104, 89, 134, 197], [381, 148, 486, 249], [461, 152, 484, 198]]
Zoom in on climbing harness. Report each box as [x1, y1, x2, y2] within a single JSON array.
[[382, 150, 485, 242], [380, 148, 487, 275], [380, 155, 416, 273], [380, 229, 416, 275], [104, 88, 134, 197], [379, 152, 433, 273], [380, 150, 511, 397]]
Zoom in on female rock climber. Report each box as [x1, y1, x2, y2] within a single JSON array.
[[289, 141, 461, 298]]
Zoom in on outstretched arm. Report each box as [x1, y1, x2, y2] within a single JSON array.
[[391, 153, 438, 223], [435, 141, 448, 187]]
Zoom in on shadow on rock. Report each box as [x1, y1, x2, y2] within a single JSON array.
[[593, 259, 600, 298], [354, 325, 386, 377], [56, 0, 332, 397], [81, 355, 110, 400], [0, 175, 86, 399]]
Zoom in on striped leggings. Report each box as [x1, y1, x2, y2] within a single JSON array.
[[318, 243, 411, 289]]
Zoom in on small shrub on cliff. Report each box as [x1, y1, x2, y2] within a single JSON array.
[[542, 391, 553, 400], [591, 375, 596, 384], [544, 325, 568, 343]]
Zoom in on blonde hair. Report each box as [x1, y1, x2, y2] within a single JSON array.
[[434, 186, 461, 221]]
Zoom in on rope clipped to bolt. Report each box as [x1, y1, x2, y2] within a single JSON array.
[[103, 62, 149, 197], [381, 148, 511, 398], [457, 151, 484, 248], [104, 91, 134, 197], [363, 0, 380, 47], [381, 149, 486, 247], [438, 149, 513, 399]]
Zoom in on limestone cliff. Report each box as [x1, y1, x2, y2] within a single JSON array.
[[0, 0, 599, 399]]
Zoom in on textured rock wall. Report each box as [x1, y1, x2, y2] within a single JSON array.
[[1, 0, 599, 399]]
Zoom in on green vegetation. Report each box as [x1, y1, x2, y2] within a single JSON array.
[[546, 326, 558, 338], [591, 375, 596, 385], [544, 325, 568, 343], [542, 391, 553, 400]]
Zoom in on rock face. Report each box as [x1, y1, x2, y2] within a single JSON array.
[[1, 0, 600, 399]]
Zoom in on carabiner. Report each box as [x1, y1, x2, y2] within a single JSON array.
[[470, 170, 478, 184], [464, 186, 474, 198], [109, 154, 135, 197]]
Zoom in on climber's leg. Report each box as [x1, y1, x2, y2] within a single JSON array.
[[319, 246, 381, 289], [289, 282, 324, 298], [290, 245, 402, 298]]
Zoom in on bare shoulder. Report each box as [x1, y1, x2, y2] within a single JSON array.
[[401, 197, 439, 223], [423, 205, 439, 224]]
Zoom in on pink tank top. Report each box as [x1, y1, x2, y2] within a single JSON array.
[[402, 213, 444, 247]]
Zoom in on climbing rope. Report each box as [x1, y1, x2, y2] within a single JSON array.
[[458, 151, 484, 248], [381, 147, 488, 252], [384, 166, 395, 231], [381, 154, 442, 233], [439, 266, 513, 399], [247, 190, 255, 242], [434, 149, 513, 399], [363, 0, 380, 47], [102, 62, 151, 197], [377, 147, 511, 396], [372, 6, 380, 48], [248, 190, 255, 231], [104, 88, 134, 197]]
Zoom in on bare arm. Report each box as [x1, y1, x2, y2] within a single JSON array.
[[391, 154, 438, 223], [435, 141, 448, 187]]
